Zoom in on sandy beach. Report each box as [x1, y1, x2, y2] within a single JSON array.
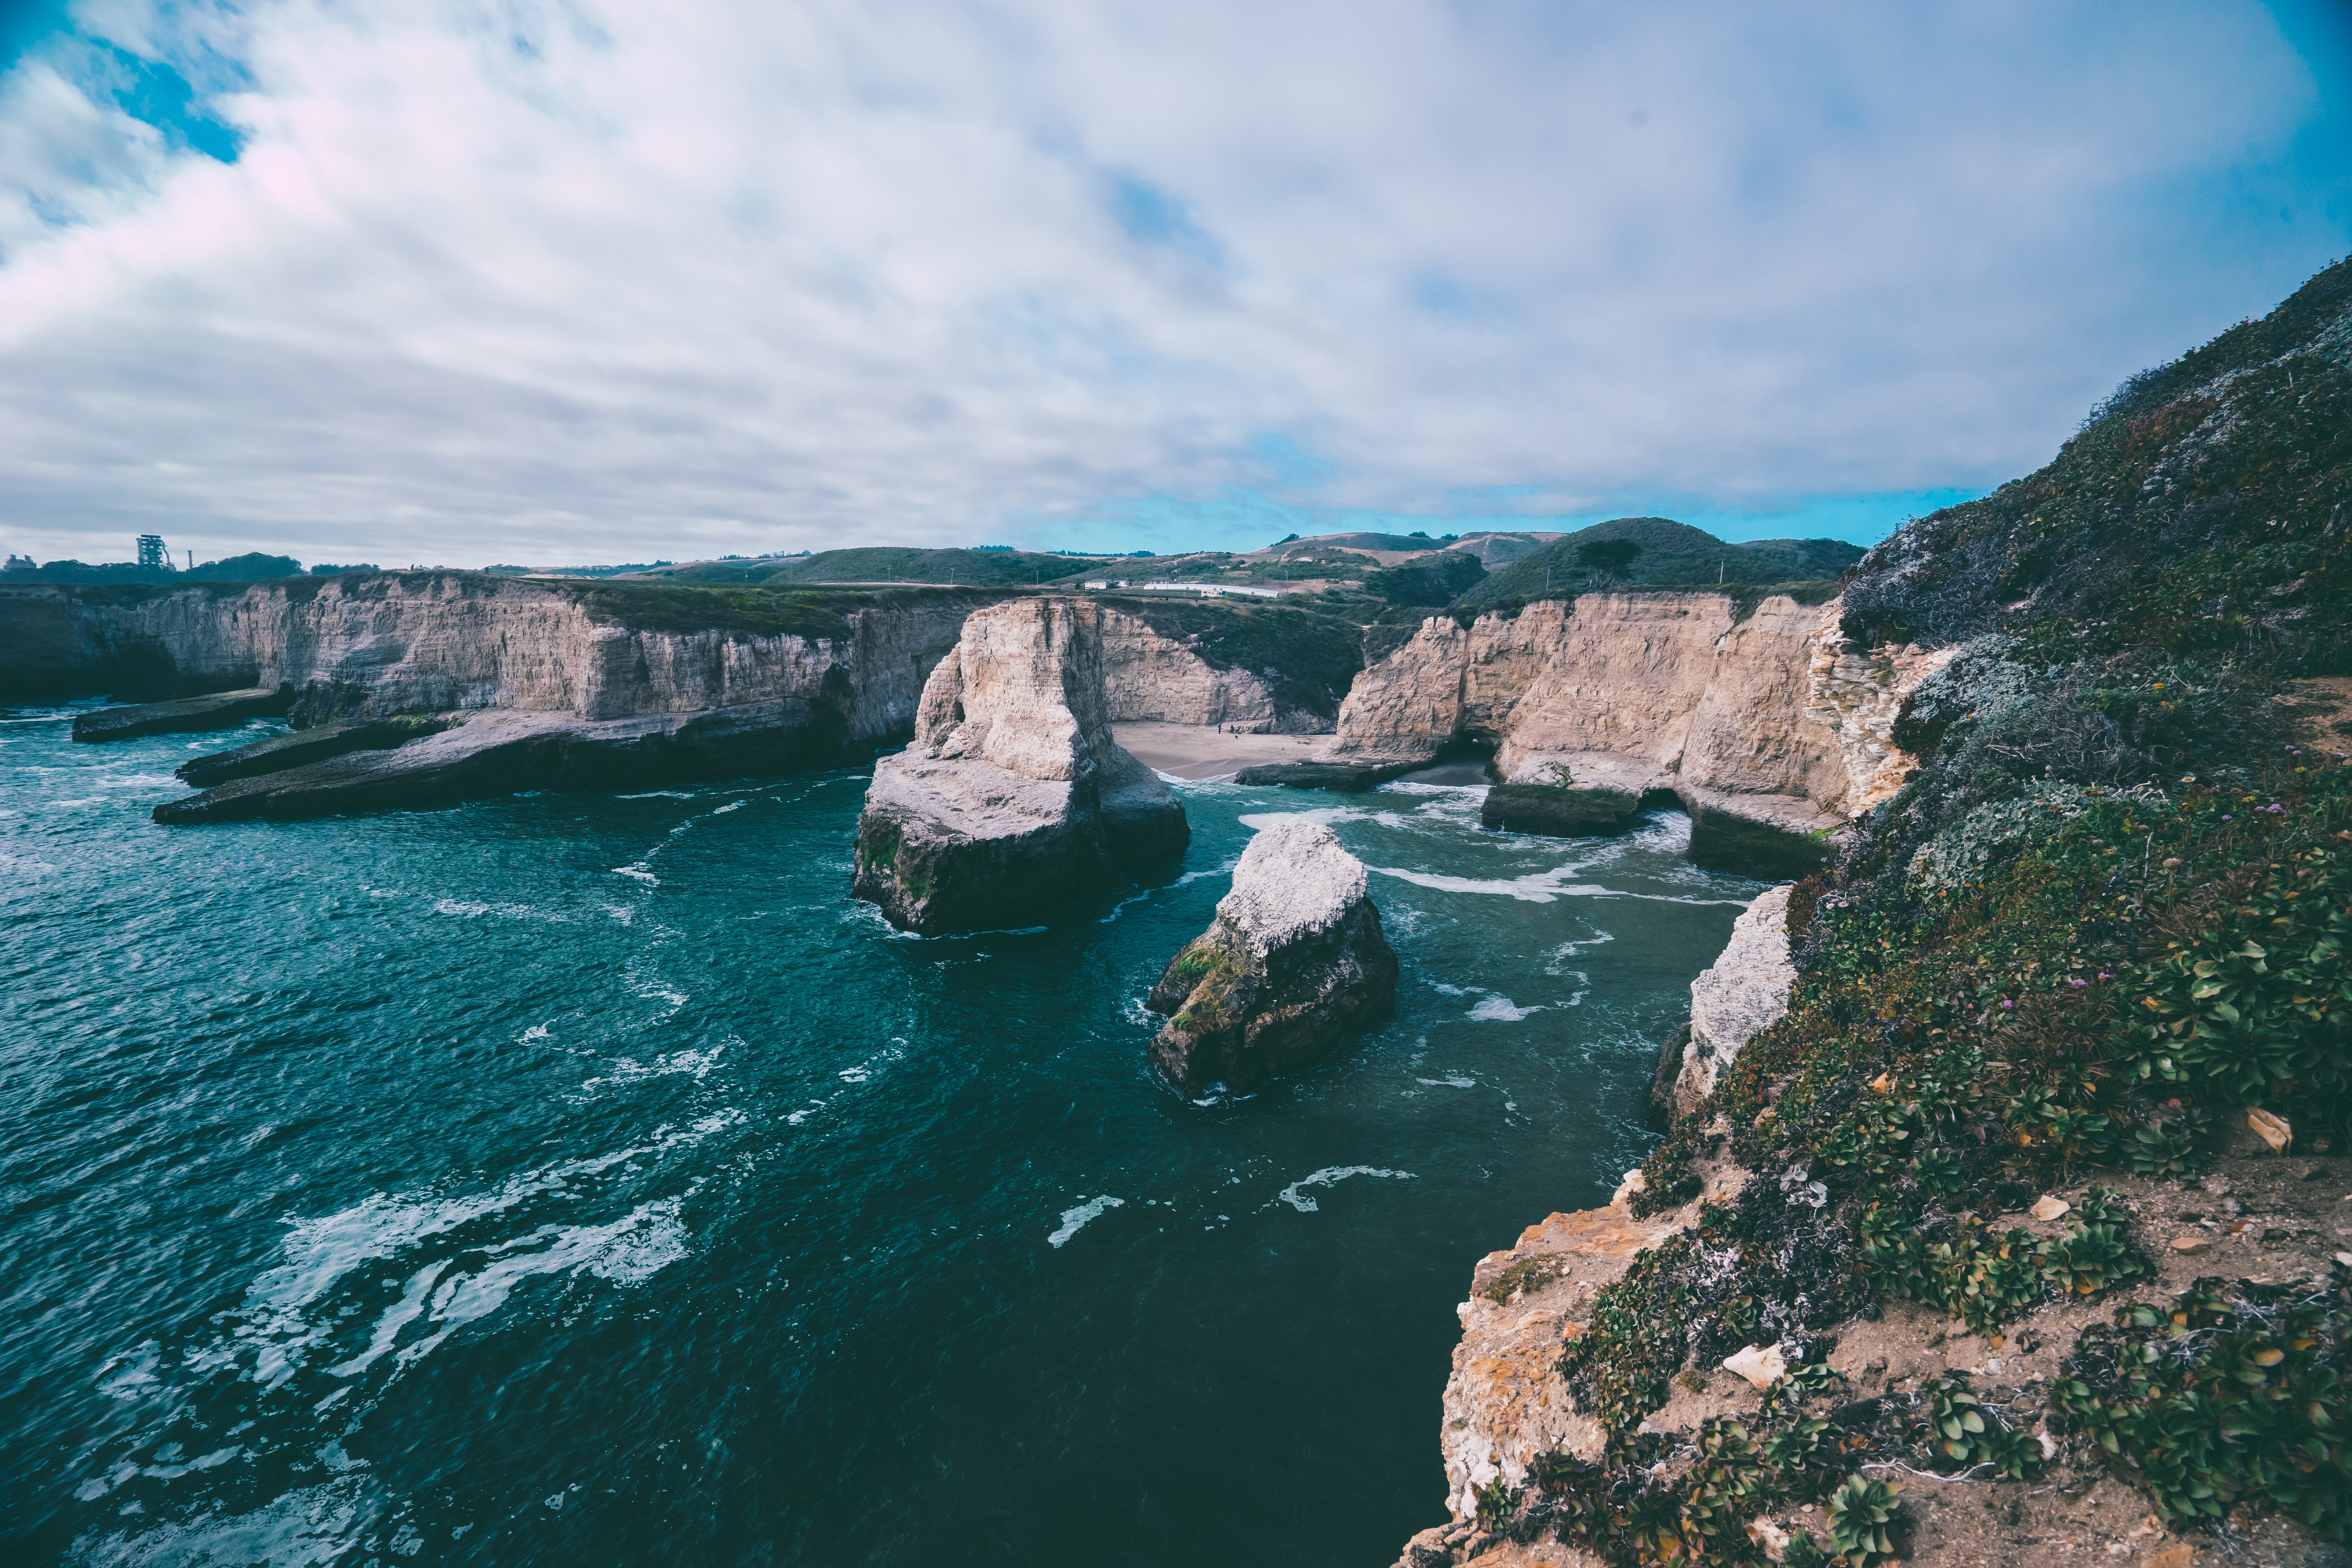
[[1110, 722, 1334, 781]]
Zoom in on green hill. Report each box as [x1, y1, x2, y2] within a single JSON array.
[[1455, 517, 1863, 608], [643, 547, 1090, 588]]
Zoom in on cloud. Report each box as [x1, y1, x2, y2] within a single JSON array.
[[0, 0, 2343, 566]]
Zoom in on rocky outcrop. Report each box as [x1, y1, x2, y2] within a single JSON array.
[[1317, 592, 1947, 870], [1479, 781, 1649, 836], [1669, 884, 1796, 1118], [851, 598, 1187, 933], [9, 573, 981, 731], [71, 684, 292, 741], [151, 703, 837, 824], [173, 716, 452, 788], [1145, 818, 1397, 1096], [1430, 1160, 1745, 1532]]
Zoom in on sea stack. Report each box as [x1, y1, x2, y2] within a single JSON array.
[[852, 597, 1188, 934], [1145, 818, 1397, 1096]]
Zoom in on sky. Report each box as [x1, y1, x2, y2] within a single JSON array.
[[0, 1, 2347, 570]]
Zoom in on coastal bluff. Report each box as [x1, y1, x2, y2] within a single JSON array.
[[1145, 817, 1397, 1096], [1249, 592, 1950, 876], [851, 597, 1187, 933]]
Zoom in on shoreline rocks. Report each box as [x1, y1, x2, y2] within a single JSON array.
[[1145, 818, 1397, 1096], [851, 598, 1187, 934], [72, 685, 292, 742], [152, 701, 846, 824]]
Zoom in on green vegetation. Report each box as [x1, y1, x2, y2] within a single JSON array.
[[762, 547, 1089, 587], [1480, 1255, 1570, 1304], [2057, 1277, 2350, 1533], [1361, 551, 1487, 605]]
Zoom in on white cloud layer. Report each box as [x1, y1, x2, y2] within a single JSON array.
[[0, 0, 2342, 566]]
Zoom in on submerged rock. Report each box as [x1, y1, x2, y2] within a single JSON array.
[[851, 597, 1187, 934], [1145, 818, 1397, 1096], [1480, 780, 1642, 836]]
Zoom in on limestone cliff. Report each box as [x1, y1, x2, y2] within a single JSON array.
[[1325, 592, 1949, 866], [852, 598, 1187, 933], [4, 573, 979, 736], [1145, 818, 1397, 1095]]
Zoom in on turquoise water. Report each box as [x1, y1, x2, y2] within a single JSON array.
[[0, 704, 1761, 1566]]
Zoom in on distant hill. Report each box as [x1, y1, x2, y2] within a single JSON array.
[[769, 547, 1087, 586], [1456, 518, 1863, 608], [1441, 531, 1563, 567], [637, 547, 1087, 587]]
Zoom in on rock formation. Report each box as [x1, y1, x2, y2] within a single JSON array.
[[71, 684, 292, 741], [1145, 818, 1397, 1096], [851, 597, 1187, 933], [1668, 883, 1796, 1118], [1301, 592, 1950, 874], [4, 573, 1367, 820]]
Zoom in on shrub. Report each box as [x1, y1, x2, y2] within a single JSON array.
[[2057, 1275, 2352, 1534]]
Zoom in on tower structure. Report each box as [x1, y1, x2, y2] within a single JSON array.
[[136, 534, 169, 570]]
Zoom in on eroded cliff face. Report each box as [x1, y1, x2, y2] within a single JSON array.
[[7, 574, 977, 740], [1331, 593, 1947, 835], [1100, 607, 1290, 732]]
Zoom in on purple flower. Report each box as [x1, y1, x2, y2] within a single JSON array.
[[2264, 804, 2283, 813], [2222, 814, 2233, 821], [2098, 972, 2111, 980], [2068, 977, 2086, 987], [2000, 999, 2014, 1009]]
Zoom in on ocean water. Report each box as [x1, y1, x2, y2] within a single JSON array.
[[0, 705, 1763, 1566]]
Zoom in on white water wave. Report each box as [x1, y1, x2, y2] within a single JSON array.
[[1277, 1166, 1414, 1212], [1370, 864, 1749, 906], [1468, 995, 1544, 1022], [1236, 807, 1404, 831], [1047, 1194, 1123, 1248]]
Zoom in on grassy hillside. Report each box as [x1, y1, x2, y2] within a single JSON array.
[[1456, 518, 1864, 608], [1477, 262, 2352, 1564]]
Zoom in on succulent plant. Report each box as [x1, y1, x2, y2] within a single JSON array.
[[1827, 1475, 1904, 1564]]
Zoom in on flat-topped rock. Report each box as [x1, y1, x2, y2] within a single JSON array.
[[1145, 817, 1397, 1096], [851, 598, 1187, 933], [152, 701, 836, 823], [72, 685, 292, 742], [174, 715, 452, 788]]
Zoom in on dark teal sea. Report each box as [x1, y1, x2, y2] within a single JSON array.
[[0, 705, 1762, 1566]]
